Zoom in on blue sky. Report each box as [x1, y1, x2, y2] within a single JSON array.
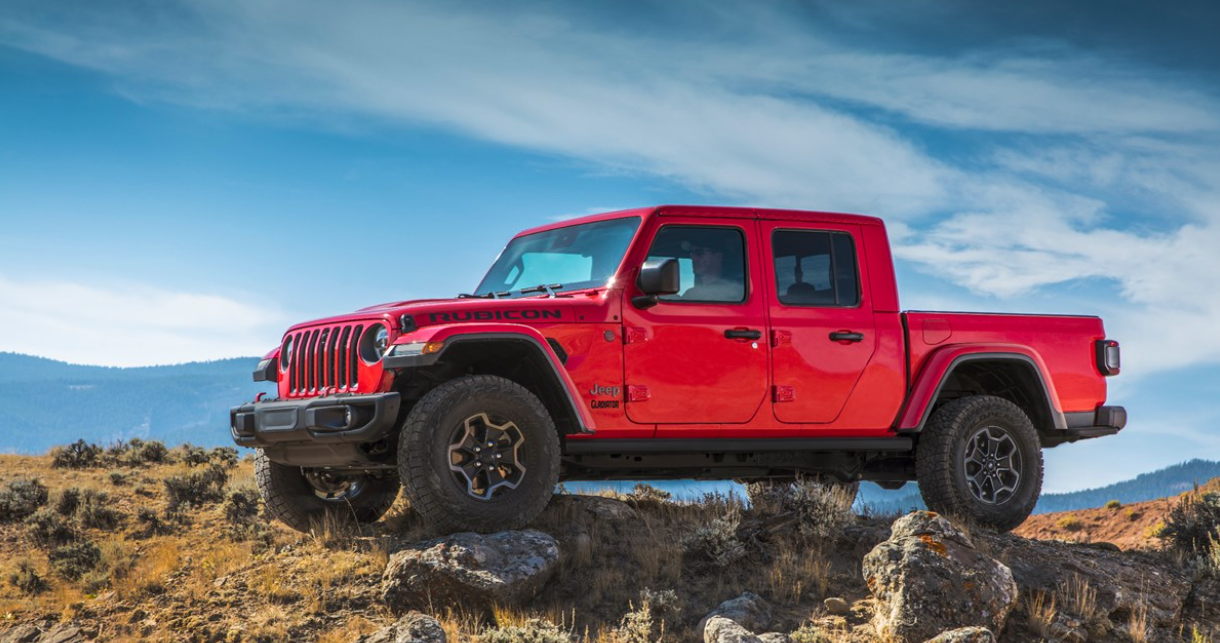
[[1, 0, 1218, 491]]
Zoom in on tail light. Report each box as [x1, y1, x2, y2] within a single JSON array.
[[1096, 339, 1120, 376]]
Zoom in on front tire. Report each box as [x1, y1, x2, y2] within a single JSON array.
[[254, 451, 400, 533], [915, 395, 1043, 532], [398, 375, 560, 533]]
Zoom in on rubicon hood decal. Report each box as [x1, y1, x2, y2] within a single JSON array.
[[428, 309, 564, 323]]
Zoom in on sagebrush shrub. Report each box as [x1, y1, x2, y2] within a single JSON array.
[[130, 439, 169, 465], [50, 440, 101, 469], [49, 541, 102, 580], [627, 483, 672, 507], [55, 488, 82, 516], [1057, 515, 1085, 532], [225, 488, 260, 525], [209, 447, 240, 467], [481, 618, 573, 643], [0, 478, 49, 522], [8, 560, 47, 595], [1160, 491, 1220, 556], [25, 509, 77, 547], [164, 464, 229, 510], [617, 588, 682, 643], [174, 445, 210, 467], [749, 478, 855, 543], [135, 507, 173, 538], [681, 514, 746, 567], [77, 489, 123, 529]]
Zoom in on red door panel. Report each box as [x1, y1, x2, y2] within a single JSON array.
[[762, 221, 877, 424], [621, 218, 770, 425]]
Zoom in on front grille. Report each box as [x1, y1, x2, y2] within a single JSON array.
[[287, 323, 365, 395]]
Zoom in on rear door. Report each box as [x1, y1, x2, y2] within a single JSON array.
[[621, 218, 770, 425], [762, 221, 877, 424]]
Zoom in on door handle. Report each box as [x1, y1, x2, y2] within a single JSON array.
[[725, 328, 763, 340], [829, 331, 865, 343]]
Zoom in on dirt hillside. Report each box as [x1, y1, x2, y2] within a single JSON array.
[[1, 442, 1217, 643], [1014, 496, 1175, 550]]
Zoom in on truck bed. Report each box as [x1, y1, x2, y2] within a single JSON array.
[[902, 311, 1107, 413]]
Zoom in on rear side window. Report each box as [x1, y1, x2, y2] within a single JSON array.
[[772, 230, 860, 307]]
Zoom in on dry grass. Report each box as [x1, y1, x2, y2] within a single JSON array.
[[1026, 591, 1057, 638], [10, 448, 1207, 643], [1056, 514, 1085, 532], [1058, 573, 1099, 623], [768, 541, 831, 604], [1128, 599, 1150, 643]]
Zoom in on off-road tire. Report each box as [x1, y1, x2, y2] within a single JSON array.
[[254, 450, 400, 533], [916, 395, 1043, 532], [398, 375, 560, 533]]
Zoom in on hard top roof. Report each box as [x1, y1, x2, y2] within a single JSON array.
[[515, 205, 883, 237]]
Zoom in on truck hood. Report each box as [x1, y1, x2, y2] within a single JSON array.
[[283, 290, 611, 336]]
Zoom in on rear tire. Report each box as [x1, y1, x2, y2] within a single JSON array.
[[915, 395, 1043, 532], [254, 450, 400, 533], [398, 375, 560, 533]]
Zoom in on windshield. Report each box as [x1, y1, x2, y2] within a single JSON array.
[[475, 217, 642, 297]]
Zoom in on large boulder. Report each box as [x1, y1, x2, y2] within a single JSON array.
[[0, 626, 85, 643], [358, 612, 446, 643], [863, 511, 1018, 643], [697, 592, 772, 634], [922, 627, 996, 643], [381, 530, 560, 613], [547, 494, 638, 522], [974, 530, 1193, 630], [703, 616, 762, 643]]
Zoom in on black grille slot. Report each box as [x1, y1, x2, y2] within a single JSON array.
[[350, 325, 363, 388], [337, 326, 351, 389], [306, 329, 320, 392], [317, 328, 331, 391]]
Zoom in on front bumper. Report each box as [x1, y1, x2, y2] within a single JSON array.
[[230, 392, 401, 467]]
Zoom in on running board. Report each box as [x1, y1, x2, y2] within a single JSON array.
[[563, 437, 913, 456]]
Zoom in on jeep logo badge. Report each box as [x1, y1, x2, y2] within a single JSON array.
[[588, 384, 621, 398]]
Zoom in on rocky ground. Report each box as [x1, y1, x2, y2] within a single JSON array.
[[0, 443, 1218, 643]]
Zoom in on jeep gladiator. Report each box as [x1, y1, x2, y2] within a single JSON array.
[[231, 205, 1125, 533]]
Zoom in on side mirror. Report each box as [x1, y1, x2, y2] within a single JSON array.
[[633, 258, 680, 309]]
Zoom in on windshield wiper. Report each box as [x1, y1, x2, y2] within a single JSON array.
[[517, 283, 564, 297], [457, 291, 510, 299]]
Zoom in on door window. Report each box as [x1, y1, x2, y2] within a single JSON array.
[[646, 226, 747, 303], [772, 230, 860, 306]]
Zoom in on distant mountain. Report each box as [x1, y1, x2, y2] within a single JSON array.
[[2, 351, 1216, 515], [858, 458, 1220, 515], [0, 352, 272, 454]]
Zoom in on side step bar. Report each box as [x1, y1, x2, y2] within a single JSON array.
[[563, 437, 913, 456]]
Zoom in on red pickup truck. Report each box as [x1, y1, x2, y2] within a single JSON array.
[[231, 205, 1125, 533]]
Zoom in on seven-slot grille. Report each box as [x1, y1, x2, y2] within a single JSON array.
[[286, 323, 365, 396]]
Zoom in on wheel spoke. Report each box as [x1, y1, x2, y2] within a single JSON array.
[[483, 424, 505, 446]]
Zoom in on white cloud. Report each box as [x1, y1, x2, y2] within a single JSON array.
[[0, 274, 287, 366], [1, 0, 1219, 379]]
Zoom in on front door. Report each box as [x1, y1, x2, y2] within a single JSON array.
[[762, 221, 877, 424], [621, 219, 770, 425]]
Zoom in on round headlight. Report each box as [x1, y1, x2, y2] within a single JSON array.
[[359, 323, 390, 364], [280, 336, 293, 370]]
